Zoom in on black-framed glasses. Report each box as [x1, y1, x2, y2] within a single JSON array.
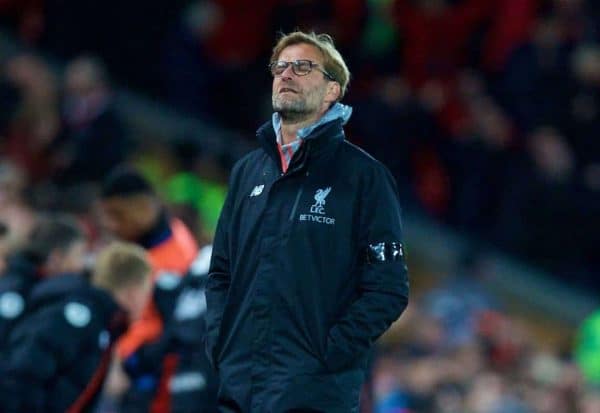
[[269, 59, 335, 81]]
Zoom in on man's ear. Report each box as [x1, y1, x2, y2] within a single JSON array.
[[325, 81, 341, 104]]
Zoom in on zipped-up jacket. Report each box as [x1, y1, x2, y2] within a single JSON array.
[[206, 117, 409, 413], [0, 254, 40, 354], [0, 281, 127, 413]]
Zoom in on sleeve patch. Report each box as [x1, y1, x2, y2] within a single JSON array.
[[366, 242, 404, 263], [0, 291, 25, 319], [64, 302, 91, 327], [156, 271, 182, 290]]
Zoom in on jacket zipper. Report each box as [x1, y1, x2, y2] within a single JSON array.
[[288, 184, 305, 221]]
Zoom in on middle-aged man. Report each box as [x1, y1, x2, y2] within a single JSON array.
[[206, 31, 410, 413]]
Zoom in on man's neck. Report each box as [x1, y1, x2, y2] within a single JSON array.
[[137, 208, 171, 249], [280, 113, 321, 145]]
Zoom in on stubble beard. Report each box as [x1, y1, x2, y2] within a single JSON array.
[[272, 95, 314, 123]]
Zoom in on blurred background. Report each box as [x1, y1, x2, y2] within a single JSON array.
[[0, 0, 599, 411]]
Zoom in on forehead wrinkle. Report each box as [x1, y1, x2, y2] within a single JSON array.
[[278, 44, 324, 66]]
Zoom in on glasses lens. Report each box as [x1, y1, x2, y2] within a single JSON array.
[[271, 61, 288, 76], [293, 60, 312, 75]]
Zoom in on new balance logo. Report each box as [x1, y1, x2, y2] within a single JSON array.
[[249, 185, 264, 197]]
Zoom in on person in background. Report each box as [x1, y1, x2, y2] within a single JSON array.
[[0, 213, 86, 354], [99, 166, 198, 413], [52, 55, 130, 185], [206, 31, 409, 412], [0, 241, 152, 413], [0, 221, 10, 274], [0, 161, 37, 255], [160, 244, 219, 413], [122, 243, 220, 413], [1, 54, 61, 182]]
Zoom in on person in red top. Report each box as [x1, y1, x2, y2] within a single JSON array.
[[392, 0, 493, 87], [99, 166, 198, 413]]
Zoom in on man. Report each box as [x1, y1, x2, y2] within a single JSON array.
[[206, 31, 409, 412], [53, 55, 130, 185], [0, 214, 86, 353], [0, 241, 152, 413], [165, 244, 219, 412], [131, 244, 219, 413], [99, 166, 198, 412]]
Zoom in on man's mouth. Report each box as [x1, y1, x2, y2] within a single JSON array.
[[279, 87, 298, 94]]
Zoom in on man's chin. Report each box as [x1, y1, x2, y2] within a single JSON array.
[[276, 109, 312, 122], [274, 103, 307, 117]]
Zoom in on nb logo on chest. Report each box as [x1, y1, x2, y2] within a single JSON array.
[[249, 184, 264, 197]]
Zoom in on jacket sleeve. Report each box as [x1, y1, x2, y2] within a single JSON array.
[[204, 163, 240, 369], [1, 304, 98, 412], [324, 163, 409, 372], [0, 281, 27, 351]]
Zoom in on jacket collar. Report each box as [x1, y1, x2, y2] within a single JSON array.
[[4, 252, 42, 281], [258, 103, 351, 166], [28, 273, 89, 312], [83, 286, 129, 335], [68, 285, 130, 337], [270, 102, 352, 143], [137, 210, 172, 249]]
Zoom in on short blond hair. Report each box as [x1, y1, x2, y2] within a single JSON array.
[[270, 31, 351, 100], [92, 241, 150, 291]]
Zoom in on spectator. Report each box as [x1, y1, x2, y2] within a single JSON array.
[[498, 14, 575, 131], [1, 53, 61, 182], [0, 221, 9, 273], [481, 0, 540, 73], [52, 55, 130, 185], [422, 251, 499, 349], [98, 165, 198, 413], [494, 127, 586, 280], [0, 161, 37, 261], [0, 241, 151, 413], [392, 0, 493, 88], [153, 245, 219, 413], [0, 213, 86, 354]]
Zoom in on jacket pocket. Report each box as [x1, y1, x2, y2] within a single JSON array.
[[274, 370, 362, 413]]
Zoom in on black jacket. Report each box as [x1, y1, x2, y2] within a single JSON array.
[[206, 118, 409, 412], [26, 273, 90, 314], [169, 245, 219, 413], [0, 253, 40, 353], [0, 281, 128, 413], [121, 246, 218, 413]]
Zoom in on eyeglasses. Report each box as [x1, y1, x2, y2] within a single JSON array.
[[269, 60, 335, 81]]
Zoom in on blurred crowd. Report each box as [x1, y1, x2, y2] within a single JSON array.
[[0, 52, 229, 254], [368, 254, 600, 413], [1, 0, 600, 412]]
